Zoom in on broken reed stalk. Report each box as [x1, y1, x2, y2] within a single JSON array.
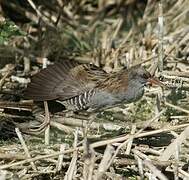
[[0, 64, 15, 90], [64, 129, 78, 180], [44, 101, 50, 145], [125, 124, 136, 155], [134, 154, 144, 179], [83, 138, 96, 180], [158, 1, 164, 71], [133, 149, 168, 180], [144, 160, 168, 180], [56, 144, 66, 172], [165, 101, 189, 114], [15, 128, 37, 171], [159, 126, 189, 161], [42, 56, 51, 145], [23, 57, 30, 73], [95, 145, 115, 179]]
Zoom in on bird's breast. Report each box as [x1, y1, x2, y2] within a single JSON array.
[[119, 86, 145, 103], [88, 90, 121, 109], [88, 86, 144, 110]]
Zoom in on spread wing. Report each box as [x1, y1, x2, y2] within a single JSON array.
[[25, 60, 108, 101]]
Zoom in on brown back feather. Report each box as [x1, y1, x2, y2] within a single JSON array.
[[97, 69, 129, 94]]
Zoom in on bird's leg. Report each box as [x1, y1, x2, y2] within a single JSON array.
[[83, 112, 98, 136], [28, 101, 50, 134]]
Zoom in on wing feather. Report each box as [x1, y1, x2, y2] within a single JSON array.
[[25, 60, 108, 101]]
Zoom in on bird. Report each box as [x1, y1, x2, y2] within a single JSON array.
[[25, 60, 164, 113]]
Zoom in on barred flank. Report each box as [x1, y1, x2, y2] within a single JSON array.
[[65, 89, 96, 110]]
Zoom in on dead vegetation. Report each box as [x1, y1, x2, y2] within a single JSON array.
[[0, 0, 189, 179]]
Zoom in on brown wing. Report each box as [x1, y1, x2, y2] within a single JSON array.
[[25, 60, 108, 101]]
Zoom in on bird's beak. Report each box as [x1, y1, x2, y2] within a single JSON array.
[[147, 77, 166, 88]]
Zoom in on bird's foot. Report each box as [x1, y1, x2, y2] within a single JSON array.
[[27, 119, 49, 135], [27, 111, 50, 134]]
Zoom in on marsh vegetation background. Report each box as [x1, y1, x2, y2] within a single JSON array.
[[0, 0, 189, 179]]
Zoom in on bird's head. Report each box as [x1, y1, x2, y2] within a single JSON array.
[[129, 65, 165, 87]]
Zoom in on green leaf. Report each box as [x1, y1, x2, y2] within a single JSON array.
[[0, 19, 26, 44]]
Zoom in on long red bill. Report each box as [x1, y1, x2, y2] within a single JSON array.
[[147, 77, 166, 87]]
